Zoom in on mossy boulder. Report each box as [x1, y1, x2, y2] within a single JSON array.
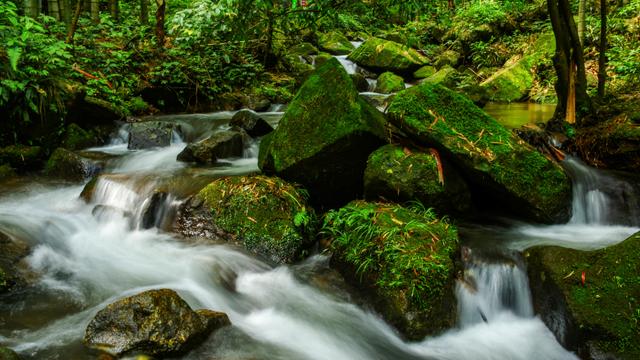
[[387, 83, 571, 223], [0, 164, 16, 181], [44, 148, 93, 182], [413, 65, 436, 79], [421, 65, 458, 89], [313, 52, 333, 68], [175, 176, 316, 264], [289, 42, 319, 57], [0, 231, 30, 293], [128, 121, 174, 150], [435, 50, 461, 68], [229, 110, 273, 138], [258, 58, 387, 207], [364, 145, 471, 215], [83, 289, 230, 358], [0, 347, 20, 360], [62, 123, 98, 150], [480, 33, 555, 102], [177, 130, 246, 164], [317, 31, 354, 55], [0, 145, 44, 172], [350, 73, 370, 92], [324, 201, 459, 339], [347, 37, 428, 76], [375, 72, 405, 94], [526, 231, 640, 359]]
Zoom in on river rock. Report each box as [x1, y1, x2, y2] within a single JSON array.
[[480, 33, 554, 102], [526, 231, 640, 359], [413, 65, 436, 79], [177, 130, 245, 164], [364, 145, 471, 215], [375, 72, 405, 94], [43, 148, 94, 182], [0, 347, 20, 360], [420, 65, 458, 89], [229, 110, 273, 138], [387, 82, 571, 223], [258, 58, 387, 207], [175, 175, 316, 264], [128, 121, 174, 150], [325, 200, 459, 340], [317, 31, 354, 55], [435, 50, 461, 68], [83, 289, 230, 357], [0, 145, 44, 172], [347, 37, 428, 76], [0, 230, 30, 293]]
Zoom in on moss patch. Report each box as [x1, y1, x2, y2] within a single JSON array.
[[317, 32, 354, 55], [413, 65, 436, 79], [324, 201, 459, 339], [348, 37, 428, 75], [375, 72, 405, 94], [526, 232, 640, 358], [0, 145, 44, 172], [387, 82, 571, 222], [422, 65, 458, 89], [196, 175, 316, 264], [62, 123, 97, 150], [44, 148, 88, 181]]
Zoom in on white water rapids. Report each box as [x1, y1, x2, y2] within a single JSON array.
[[0, 112, 637, 359]]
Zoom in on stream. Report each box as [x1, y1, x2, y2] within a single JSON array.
[[0, 107, 638, 360]]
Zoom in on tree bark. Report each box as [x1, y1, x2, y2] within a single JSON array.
[[140, 0, 149, 25], [109, 0, 118, 20], [24, 0, 39, 18], [90, 0, 99, 23], [578, 0, 585, 44], [155, 0, 166, 49], [547, 0, 591, 124], [598, 0, 607, 98], [61, 0, 71, 24], [66, 0, 83, 44], [48, 0, 61, 20]]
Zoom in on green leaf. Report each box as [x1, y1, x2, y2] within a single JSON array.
[[7, 47, 22, 71]]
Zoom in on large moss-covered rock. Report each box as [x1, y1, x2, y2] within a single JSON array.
[[62, 123, 98, 150], [175, 176, 316, 264], [413, 65, 436, 79], [421, 65, 458, 89], [44, 148, 92, 182], [177, 130, 245, 164], [480, 33, 555, 102], [83, 289, 230, 357], [317, 31, 354, 55], [258, 58, 387, 207], [364, 145, 471, 215], [435, 50, 461, 68], [0, 145, 44, 172], [324, 201, 459, 340], [375, 72, 405, 94], [347, 37, 428, 76], [387, 83, 571, 223], [526, 232, 640, 359], [128, 121, 174, 150]]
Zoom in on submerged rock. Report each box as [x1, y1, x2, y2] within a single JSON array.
[[177, 130, 245, 164], [347, 37, 428, 76], [364, 145, 471, 215], [526, 231, 640, 359], [128, 121, 174, 150], [229, 110, 273, 138], [325, 201, 459, 340], [375, 72, 405, 94], [317, 31, 354, 55], [83, 289, 230, 357], [258, 58, 387, 207], [175, 175, 316, 264], [387, 83, 571, 223]]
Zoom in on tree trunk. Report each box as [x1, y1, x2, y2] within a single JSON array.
[[140, 0, 149, 25], [578, 0, 585, 44], [91, 0, 99, 23], [48, 0, 61, 20], [109, 0, 118, 20], [155, 0, 166, 49], [547, 0, 591, 124], [61, 0, 71, 24], [598, 0, 607, 98], [66, 0, 83, 44], [24, 0, 39, 18]]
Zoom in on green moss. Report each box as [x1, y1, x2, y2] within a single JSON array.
[[387, 82, 571, 222], [375, 72, 405, 94], [0, 346, 20, 360], [318, 32, 354, 55], [413, 65, 436, 79], [0, 164, 16, 180], [313, 52, 333, 68], [324, 200, 459, 339], [422, 65, 458, 88], [348, 37, 428, 75], [435, 50, 460, 68], [526, 232, 640, 358], [44, 148, 87, 181], [197, 175, 316, 264], [0, 145, 44, 172], [62, 123, 96, 150], [289, 42, 319, 57]]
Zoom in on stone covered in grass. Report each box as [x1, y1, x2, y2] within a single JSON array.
[[259, 58, 387, 207], [325, 201, 459, 340], [526, 231, 640, 359], [179, 175, 316, 264], [387, 82, 571, 223], [375, 72, 405, 94], [347, 37, 428, 76], [317, 31, 355, 55], [84, 289, 230, 358], [364, 145, 471, 215], [480, 33, 555, 102]]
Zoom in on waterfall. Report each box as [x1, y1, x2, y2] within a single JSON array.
[[563, 156, 611, 224]]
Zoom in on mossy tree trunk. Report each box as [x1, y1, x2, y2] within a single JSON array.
[[547, 0, 591, 125], [578, 0, 585, 44], [598, 0, 607, 98], [90, 0, 99, 23], [140, 0, 149, 25], [48, 0, 61, 20], [24, 0, 39, 18], [155, 0, 166, 49], [109, 0, 118, 20], [66, 0, 83, 44]]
